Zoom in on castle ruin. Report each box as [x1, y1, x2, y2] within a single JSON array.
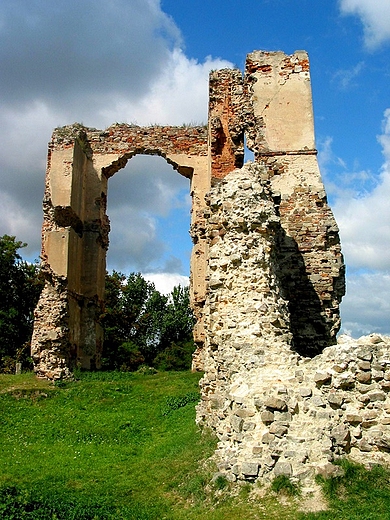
[[32, 51, 390, 485]]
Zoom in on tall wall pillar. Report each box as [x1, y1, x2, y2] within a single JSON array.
[[31, 127, 106, 378], [243, 51, 345, 355]]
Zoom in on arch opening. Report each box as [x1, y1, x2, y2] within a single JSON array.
[[106, 153, 192, 291]]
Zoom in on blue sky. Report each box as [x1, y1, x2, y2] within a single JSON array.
[[0, 0, 389, 337]]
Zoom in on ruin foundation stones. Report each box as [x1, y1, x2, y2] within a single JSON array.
[[31, 50, 390, 485]]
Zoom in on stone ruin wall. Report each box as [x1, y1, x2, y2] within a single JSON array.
[[196, 162, 390, 487], [32, 123, 209, 378], [31, 50, 390, 486]]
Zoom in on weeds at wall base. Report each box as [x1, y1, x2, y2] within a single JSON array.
[[271, 475, 301, 497]]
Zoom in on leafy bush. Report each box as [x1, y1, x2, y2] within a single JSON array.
[[118, 341, 145, 371], [154, 340, 195, 371]]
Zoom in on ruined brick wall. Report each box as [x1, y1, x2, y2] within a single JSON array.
[[31, 48, 371, 486], [32, 124, 208, 379], [196, 51, 345, 366], [32, 51, 345, 416], [208, 69, 245, 179]]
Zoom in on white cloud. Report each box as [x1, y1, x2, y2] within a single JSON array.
[[340, 0, 390, 48], [0, 0, 180, 107], [143, 273, 189, 295], [106, 155, 191, 274], [323, 109, 390, 337], [0, 191, 41, 258], [0, 0, 232, 275], [332, 109, 390, 270], [340, 271, 390, 337], [318, 136, 376, 201], [97, 48, 232, 127], [332, 61, 365, 90]]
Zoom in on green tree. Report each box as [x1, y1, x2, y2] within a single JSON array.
[[154, 285, 196, 370], [101, 273, 195, 371], [0, 235, 43, 372], [160, 285, 195, 347], [101, 272, 167, 369]]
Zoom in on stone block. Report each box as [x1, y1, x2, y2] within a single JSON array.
[[368, 391, 386, 402], [261, 411, 275, 423], [380, 381, 390, 391], [299, 387, 312, 397], [376, 436, 390, 451], [332, 364, 346, 373], [262, 432, 275, 444], [372, 370, 385, 381], [314, 372, 332, 385], [241, 462, 259, 476], [274, 461, 292, 477], [288, 399, 299, 414], [310, 396, 326, 408], [357, 371, 371, 384], [346, 413, 362, 424], [231, 415, 244, 433], [358, 360, 371, 371], [243, 421, 256, 431], [269, 422, 288, 437], [331, 425, 351, 448], [274, 412, 292, 424], [356, 439, 372, 452], [357, 349, 373, 361], [328, 393, 343, 408], [263, 455, 276, 468], [357, 383, 376, 394], [264, 396, 287, 411]]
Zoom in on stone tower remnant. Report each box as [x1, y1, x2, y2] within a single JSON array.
[[35, 51, 390, 486]]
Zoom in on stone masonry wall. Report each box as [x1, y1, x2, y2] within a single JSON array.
[[197, 163, 390, 487], [32, 123, 209, 379], [31, 48, 386, 488], [191, 52, 345, 370]]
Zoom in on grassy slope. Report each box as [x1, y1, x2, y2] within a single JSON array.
[[0, 372, 390, 519]]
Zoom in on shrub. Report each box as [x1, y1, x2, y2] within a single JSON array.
[[154, 340, 195, 371]]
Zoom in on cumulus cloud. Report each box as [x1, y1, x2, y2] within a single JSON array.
[[340, 272, 390, 336], [97, 49, 231, 126], [106, 155, 191, 274], [0, 0, 180, 109], [318, 136, 376, 201], [0, 0, 232, 273], [322, 109, 390, 337], [144, 273, 189, 295], [332, 109, 390, 271], [340, 0, 390, 48]]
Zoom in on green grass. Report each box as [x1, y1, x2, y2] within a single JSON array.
[[1, 372, 390, 519], [301, 459, 390, 520], [271, 475, 301, 497]]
